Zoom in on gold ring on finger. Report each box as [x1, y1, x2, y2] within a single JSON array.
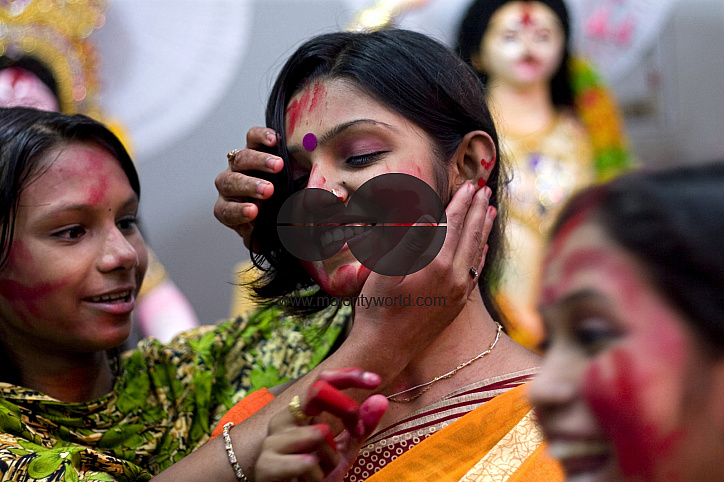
[[227, 149, 242, 162], [288, 395, 312, 424]]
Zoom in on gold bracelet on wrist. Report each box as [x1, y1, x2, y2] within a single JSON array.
[[222, 422, 248, 482]]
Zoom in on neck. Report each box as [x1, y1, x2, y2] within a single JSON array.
[[486, 78, 557, 137], [3, 339, 114, 402], [383, 288, 510, 406]]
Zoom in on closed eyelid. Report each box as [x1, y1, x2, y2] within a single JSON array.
[[287, 119, 399, 156]]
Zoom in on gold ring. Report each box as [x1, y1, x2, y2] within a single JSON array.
[[288, 395, 312, 424], [227, 149, 241, 162]]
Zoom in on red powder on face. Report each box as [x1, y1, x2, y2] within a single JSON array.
[[6, 240, 32, 264], [0, 278, 66, 318], [286, 89, 310, 137], [81, 151, 110, 205], [286, 82, 327, 137], [310, 82, 326, 115], [521, 2, 535, 26], [583, 349, 685, 482]]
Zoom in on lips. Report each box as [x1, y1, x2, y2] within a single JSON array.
[[85, 290, 132, 303], [547, 439, 612, 480]]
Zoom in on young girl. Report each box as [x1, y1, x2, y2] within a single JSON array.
[[529, 162, 724, 481]]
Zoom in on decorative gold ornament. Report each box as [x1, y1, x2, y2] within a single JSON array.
[[348, 0, 429, 32], [0, 0, 107, 118]]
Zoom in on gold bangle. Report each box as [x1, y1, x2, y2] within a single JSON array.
[[222, 422, 248, 482]]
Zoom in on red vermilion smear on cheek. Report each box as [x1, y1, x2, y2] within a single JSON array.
[[583, 349, 685, 482], [5, 240, 32, 264], [0, 278, 67, 318]]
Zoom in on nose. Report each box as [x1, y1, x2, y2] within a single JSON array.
[[306, 163, 349, 202], [99, 226, 139, 273], [527, 347, 578, 413]]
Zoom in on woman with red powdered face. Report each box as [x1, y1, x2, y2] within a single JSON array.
[[528, 162, 724, 482], [176, 28, 565, 482]]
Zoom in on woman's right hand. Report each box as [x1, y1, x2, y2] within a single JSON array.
[[349, 183, 497, 366], [214, 127, 284, 251], [254, 368, 388, 482]]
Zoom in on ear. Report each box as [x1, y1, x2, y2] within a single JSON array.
[[471, 51, 487, 74], [448, 130, 497, 192]]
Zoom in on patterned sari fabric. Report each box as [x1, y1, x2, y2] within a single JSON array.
[[347, 369, 563, 482], [0, 304, 349, 482], [345, 369, 537, 481]]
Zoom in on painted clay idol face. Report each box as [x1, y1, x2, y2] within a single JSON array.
[[0, 67, 60, 111], [528, 219, 724, 482], [0, 143, 147, 354], [477, 1, 565, 88], [284, 79, 443, 297]]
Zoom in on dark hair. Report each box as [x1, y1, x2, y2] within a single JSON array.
[[0, 107, 139, 269], [551, 162, 724, 353], [249, 28, 507, 320], [0, 55, 60, 105], [456, 0, 574, 109]]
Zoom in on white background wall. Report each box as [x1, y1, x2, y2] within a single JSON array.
[[93, 0, 724, 328]]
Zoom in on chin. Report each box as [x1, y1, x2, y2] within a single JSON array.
[[304, 259, 370, 298]]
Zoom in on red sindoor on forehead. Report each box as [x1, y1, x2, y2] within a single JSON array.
[[521, 2, 535, 26]]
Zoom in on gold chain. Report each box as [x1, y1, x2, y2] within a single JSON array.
[[386, 322, 503, 403]]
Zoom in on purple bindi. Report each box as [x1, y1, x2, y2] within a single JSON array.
[[303, 132, 318, 151]]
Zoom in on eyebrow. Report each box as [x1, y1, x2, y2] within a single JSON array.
[[25, 194, 139, 216], [538, 288, 606, 312], [287, 119, 400, 156]]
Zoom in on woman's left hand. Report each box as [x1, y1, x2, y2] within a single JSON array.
[[254, 368, 388, 482]]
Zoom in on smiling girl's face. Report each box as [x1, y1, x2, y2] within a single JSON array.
[[284, 79, 447, 297], [528, 218, 724, 482], [0, 142, 147, 356]]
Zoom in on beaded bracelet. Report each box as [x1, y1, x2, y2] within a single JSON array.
[[222, 422, 249, 481]]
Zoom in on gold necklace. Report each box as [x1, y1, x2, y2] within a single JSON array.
[[386, 322, 503, 403]]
